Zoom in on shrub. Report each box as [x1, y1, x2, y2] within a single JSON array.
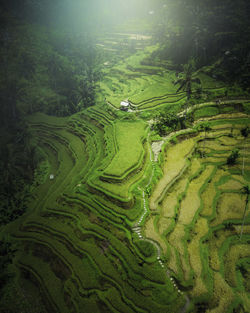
[[227, 148, 239, 165], [152, 112, 186, 136], [134, 240, 156, 258], [170, 137, 177, 144], [241, 126, 249, 138]]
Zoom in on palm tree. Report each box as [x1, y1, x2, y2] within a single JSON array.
[[175, 59, 201, 118], [240, 184, 249, 240], [175, 59, 201, 100]]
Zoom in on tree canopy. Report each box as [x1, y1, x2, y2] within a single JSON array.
[[152, 0, 250, 87]]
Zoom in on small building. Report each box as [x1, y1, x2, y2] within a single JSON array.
[[120, 100, 130, 111]]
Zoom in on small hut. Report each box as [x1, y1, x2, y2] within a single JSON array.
[[120, 100, 130, 111]]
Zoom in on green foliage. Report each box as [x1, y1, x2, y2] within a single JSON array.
[[0, 11, 100, 122], [242, 184, 250, 196], [102, 121, 146, 179], [242, 102, 250, 114], [194, 106, 219, 119], [152, 111, 186, 136], [170, 136, 177, 145], [0, 9, 101, 228], [196, 122, 211, 133], [0, 3, 249, 313], [153, 0, 250, 89], [0, 235, 17, 291], [31, 159, 50, 188], [174, 59, 201, 100], [241, 126, 249, 138], [134, 240, 156, 258], [227, 148, 240, 165], [0, 121, 43, 225]]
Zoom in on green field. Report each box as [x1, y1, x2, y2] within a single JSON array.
[[102, 121, 147, 180], [1, 31, 250, 313]]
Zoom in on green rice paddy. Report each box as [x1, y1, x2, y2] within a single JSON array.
[[1, 32, 249, 313]]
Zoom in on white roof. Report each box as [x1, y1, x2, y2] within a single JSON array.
[[120, 101, 130, 107]]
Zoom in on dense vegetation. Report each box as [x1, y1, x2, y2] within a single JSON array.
[[153, 0, 250, 89], [0, 1, 249, 312], [0, 2, 100, 228], [0, 13, 99, 120]]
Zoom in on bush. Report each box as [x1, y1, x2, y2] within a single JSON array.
[[241, 126, 249, 138], [152, 112, 186, 136], [134, 240, 156, 258], [227, 148, 239, 165]]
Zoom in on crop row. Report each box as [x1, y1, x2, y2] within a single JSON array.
[[145, 115, 249, 312], [9, 105, 185, 312]]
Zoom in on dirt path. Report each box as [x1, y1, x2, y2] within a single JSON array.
[[132, 134, 191, 312]]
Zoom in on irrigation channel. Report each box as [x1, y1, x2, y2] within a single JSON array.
[[132, 133, 191, 313]]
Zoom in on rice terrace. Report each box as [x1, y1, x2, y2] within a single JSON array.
[[0, 1, 250, 313]]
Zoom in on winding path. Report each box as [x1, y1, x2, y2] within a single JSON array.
[[127, 98, 248, 312], [132, 132, 191, 312]]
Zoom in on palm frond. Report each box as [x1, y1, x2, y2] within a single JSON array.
[[192, 77, 201, 84], [176, 80, 186, 93]]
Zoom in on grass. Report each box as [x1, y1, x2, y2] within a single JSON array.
[[88, 121, 151, 207], [102, 120, 147, 180], [194, 106, 220, 119], [129, 74, 177, 104], [197, 72, 226, 89]]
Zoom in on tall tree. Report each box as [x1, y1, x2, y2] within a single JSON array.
[[174, 60, 201, 100]]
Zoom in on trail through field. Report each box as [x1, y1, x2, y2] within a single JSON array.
[[132, 134, 191, 312], [134, 101, 250, 312]]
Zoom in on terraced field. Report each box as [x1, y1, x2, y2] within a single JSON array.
[[4, 104, 187, 313], [97, 46, 187, 110], [4, 94, 248, 313], [146, 108, 250, 312], [96, 34, 235, 113], [1, 33, 249, 312]]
